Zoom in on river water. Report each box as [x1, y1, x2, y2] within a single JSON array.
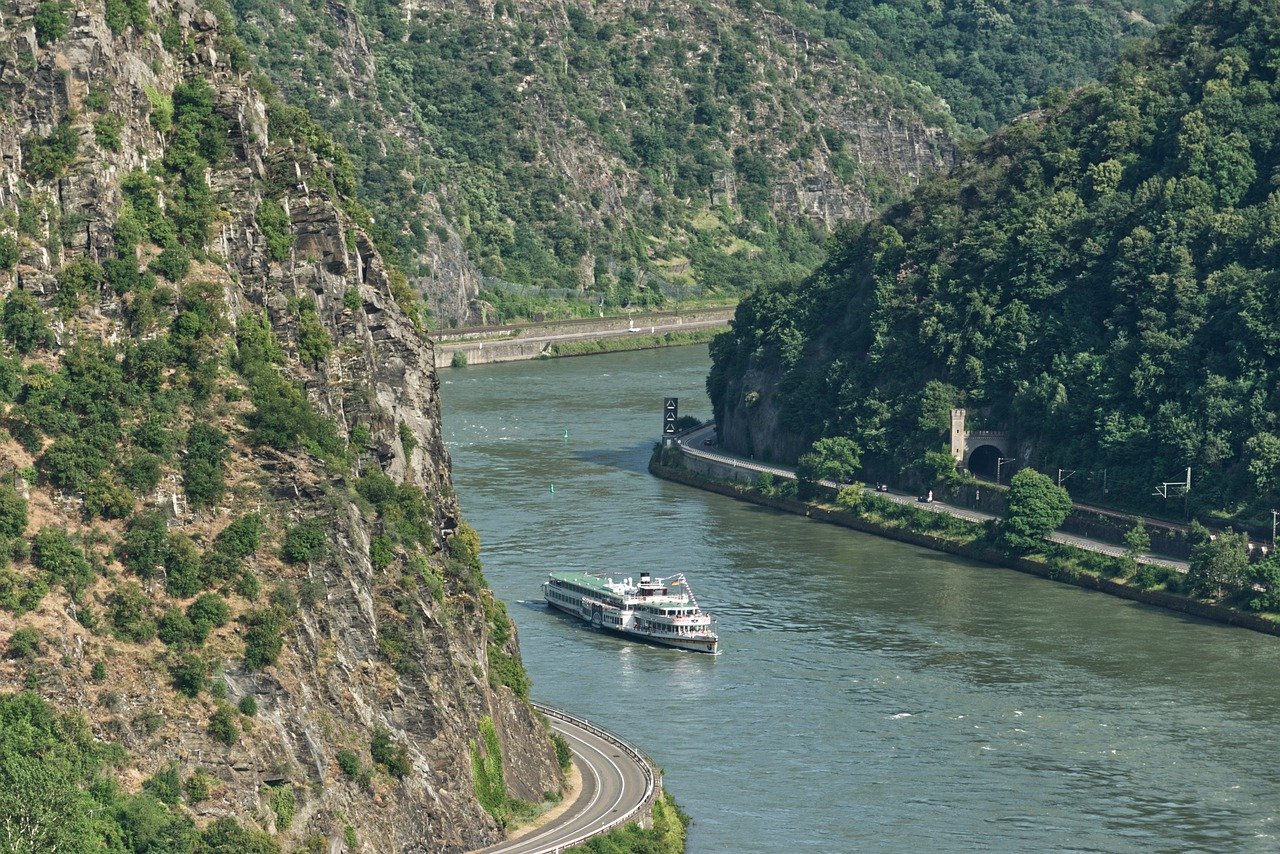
[[441, 345, 1280, 852]]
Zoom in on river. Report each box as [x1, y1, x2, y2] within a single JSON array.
[[441, 345, 1280, 852]]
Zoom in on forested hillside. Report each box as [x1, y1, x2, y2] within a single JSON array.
[[710, 0, 1280, 526], [0, 0, 559, 848], [231, 0, 1178, 324]]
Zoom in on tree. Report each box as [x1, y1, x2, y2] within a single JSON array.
[[999, 468, 1072, 552], [1187, 523, 1249, 601], [795, 436, 861, 496], [1123, 522, 1151, 560]]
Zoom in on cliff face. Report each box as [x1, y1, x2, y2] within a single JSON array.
[[0, 0, 558, 848]]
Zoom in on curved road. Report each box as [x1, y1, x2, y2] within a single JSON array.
[[676, 424, 1190, 573], [475, 705, 654, 854]]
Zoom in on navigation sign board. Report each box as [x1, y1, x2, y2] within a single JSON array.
[[663, 397, 679, 436]]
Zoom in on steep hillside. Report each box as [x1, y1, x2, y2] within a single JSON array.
[[0, 0, 559, 849], [231, 0, 1176, 325], [710, 0, 1280, 524]]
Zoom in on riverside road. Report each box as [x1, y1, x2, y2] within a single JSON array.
[[675, 423, 1190, 573], [475, 705, 654, 854]]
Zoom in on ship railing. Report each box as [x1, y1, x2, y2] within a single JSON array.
[[531, 703, 661, 852]]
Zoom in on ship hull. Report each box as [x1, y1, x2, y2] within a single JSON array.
[[545, 596, 719, 655]]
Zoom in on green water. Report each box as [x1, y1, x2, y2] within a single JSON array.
[[442, 346, 1280, 852]]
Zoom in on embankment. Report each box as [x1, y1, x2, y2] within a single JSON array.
[[433, 308, 733, 367], [651, 457, 1280, 638]]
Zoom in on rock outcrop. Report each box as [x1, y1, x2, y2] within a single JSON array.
[[0, 0, 559, 848]]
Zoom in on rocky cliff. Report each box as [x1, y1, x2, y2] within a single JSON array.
[[0, 0, 559, 849]]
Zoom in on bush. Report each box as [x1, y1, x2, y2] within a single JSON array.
[[107, 581, 156, 642], [32, 528, 94, 594], [0, 485, 27, 538], [182, 424, 227, 508], [7, 626, 41, 659], [371, 727, 410, 778], [369, 536, 395, 571], [143, 763, 183, 806], [22, 121, 78, 178], [451, 351, 468, 368], [91, 660, 107, 681], [185, 769, 213, 804], [267, 785, 296, 831], [998, 468, 1072, 553], [282, 521, 325, 564], [237, 695, 258, 716], [214, 513, 263, 561], [188, 593, 230, 641], [164, 533, 204, 597], [336, 749, 361, 779], [169, 654, 208, 697], [242, 608, 285, 670], [0, 235, 18, 270], [33, 0, 70, 46], [256, 200, 293, 261], [3, 290, 51, 353], [149, 242, 190, 282], [157, 608, 197, 649], [208, 705, 239, 746]]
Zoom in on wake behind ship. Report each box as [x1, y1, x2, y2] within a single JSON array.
[[543, 570, 719, 654]]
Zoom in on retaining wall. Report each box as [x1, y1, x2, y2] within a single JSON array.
[[651, 458, 1280, 639]]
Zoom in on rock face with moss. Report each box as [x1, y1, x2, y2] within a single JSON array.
[[0, 0, 559, 849]]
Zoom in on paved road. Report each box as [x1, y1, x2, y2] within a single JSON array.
[[475, 705, 655, 854], [675, 425, 1190, 573]]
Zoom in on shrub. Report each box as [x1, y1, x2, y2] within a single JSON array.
[[93, 114, 123, 152], [120, 450, 163, 492], [256, 200, 293, 262], [242, 608, 285, 670], [237, 695, 257, 716], [22, 121, 78, 178], [33, 0, 70, 46], [188, 593, 230, 641], [371, 727, 410, 778], [0, 485, 27, 538], [7, 626, 41, 659], [282, 521, 325, 564], [185, 769, 213, 804], [143, 763, 183, 806], [169, 653, 208, 697], [214, 513, 263, 561], [2, 290, 51, 353], [182, 424, 227, 509], [32, 528, 94, 594], [267, 785, 296, 831], [164, 533, 204, 597], [451, 351, 468, 368], [552, 733, 572, 773], [369, 536, 395, 571], [91, 660, 107, 681], [208, 705, 239, 746], [107, 581, 156, 642], [336, 749, 361, 779], [149, 242, 190, 282], [157, 607, 198, 648], [0, 235, 18, 270]]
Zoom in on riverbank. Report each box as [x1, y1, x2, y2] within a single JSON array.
[[567, 792, 689, 854], [650, 454, 1280, 638], [433, 308, 733, 368]]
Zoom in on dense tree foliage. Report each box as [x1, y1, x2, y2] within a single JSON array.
[[998, 469, 1073, 552], [712, 0, 1280, 527]]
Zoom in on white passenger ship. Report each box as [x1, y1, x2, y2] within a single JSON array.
[[543, 571, 719, 654]]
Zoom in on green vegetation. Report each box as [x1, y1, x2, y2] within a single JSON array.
[[795, 437, 862, 496], [566, 791, 690, 854], [471, 716, 507, 824], [209, 704, 240, 745], [712, 0, 1280, 529], [998, 469, 1073, 552], [267, 784, 296, 830], [370, 726, 410, 779], [21, 121, 78, 181], [33, 0, 70, 47], [0, 692, 279, 853]]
